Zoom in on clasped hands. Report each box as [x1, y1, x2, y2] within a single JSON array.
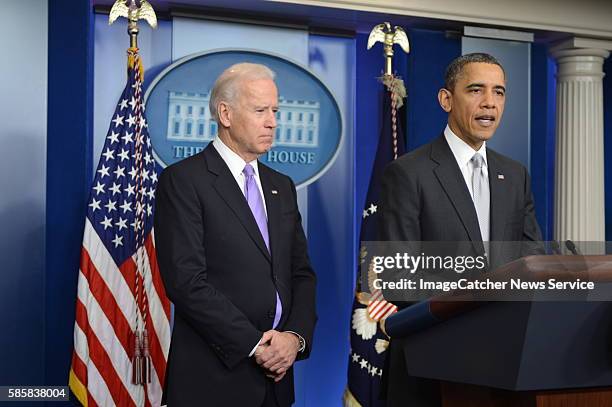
[[254, 330, 300, 382]]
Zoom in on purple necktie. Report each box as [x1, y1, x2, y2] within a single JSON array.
[[243, 164, 282, 329]]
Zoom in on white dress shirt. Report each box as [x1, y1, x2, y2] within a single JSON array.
[[212, 136, 268, 217], [444, 125, 490, 241]]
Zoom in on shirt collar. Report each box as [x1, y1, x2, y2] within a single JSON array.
[[212, 136, 260, 179], [444, 124, 488, 169]]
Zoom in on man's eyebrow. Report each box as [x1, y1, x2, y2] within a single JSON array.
[[465, 83, 506, 92], [253, 104, 279, 110]]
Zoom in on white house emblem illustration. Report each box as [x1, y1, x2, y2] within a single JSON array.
[[166, 91, 320, 148]]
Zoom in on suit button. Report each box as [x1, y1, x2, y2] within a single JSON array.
[[273, 274, 278, 281], [268, 310, 275, 318]]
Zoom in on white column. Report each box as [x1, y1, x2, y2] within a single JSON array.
[[551, 45, 609, 244]]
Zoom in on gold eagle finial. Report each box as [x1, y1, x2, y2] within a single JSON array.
[[109, 0, 157, 28], [108, 0, 157, 49], [367, 22, 410, 75]]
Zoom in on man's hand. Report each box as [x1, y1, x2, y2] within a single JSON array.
[[253, 332, 283, 381], [254, 330, 300, 382], [258, 330, 274, 349]]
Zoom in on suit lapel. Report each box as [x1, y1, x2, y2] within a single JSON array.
[[430, 135, 485, 254], [259, 166, 281, 271], [487, 150, 509, 242], [204, 145, 271, 262]]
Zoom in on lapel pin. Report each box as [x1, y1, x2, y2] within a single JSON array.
[[271, 190, 278, 195], [498, 174, 505, 180]]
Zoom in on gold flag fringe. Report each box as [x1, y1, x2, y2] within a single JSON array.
[[343, 388, 364, 407], [127, 47, 144, 79]]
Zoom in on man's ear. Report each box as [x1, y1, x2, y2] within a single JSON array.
[[438, 88, 452, 113], [217, 101, 231, 127]]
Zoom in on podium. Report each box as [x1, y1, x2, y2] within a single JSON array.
[[384, 255, 612, 407]]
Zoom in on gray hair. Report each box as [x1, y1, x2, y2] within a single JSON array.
[[444, 53, 505, 91], [209, 62, 276, 122]]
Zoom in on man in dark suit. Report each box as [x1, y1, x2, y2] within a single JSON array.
[[155, 63, 317, 407], [379, 53, 543, 406]]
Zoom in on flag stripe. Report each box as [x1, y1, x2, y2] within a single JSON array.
[[85, 350, 113, 407], [76, 278, 144, 406], [145, 358, 163, 407], [367, 291, 383, 308], [77, 188, 166, 407], [143, 382, 151, 407], [132, 249, 165, 407], [144, 234, 171, 319], [371, 300, 390, 317], [372, 302, 396, 320], [73, 290, 90, 378], [83, 219, 170, 379], [368, 300, 385, 316], [88, 392, 99, 407], [71, 351, 88, 389], [139, 245, 171, 353], [119, 251, 168, 399], [75, 298, 138, 407], [81, 248, 133, 357], [372, 303, 397, 321], [144, 306, 167, 392], [83, 219, 138, 331], [73, 323, 102, 407]]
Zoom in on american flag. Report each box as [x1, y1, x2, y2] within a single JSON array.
[[69, 49, 171, 407]]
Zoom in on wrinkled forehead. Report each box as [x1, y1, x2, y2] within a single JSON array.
[[237, 78, 278, 103]]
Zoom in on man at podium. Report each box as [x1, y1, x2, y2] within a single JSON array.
[[379, 52, 543, 406]]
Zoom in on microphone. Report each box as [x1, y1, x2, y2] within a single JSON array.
[[565, 240, 582, 256], [551, 241, 562, 255]]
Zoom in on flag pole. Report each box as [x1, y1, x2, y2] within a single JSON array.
[[344, 22, 411, 407], [127, 4, 140, 50], [367, 22, 410, 159], [69, 1, 171, 403], [108, 0, 158, 386]]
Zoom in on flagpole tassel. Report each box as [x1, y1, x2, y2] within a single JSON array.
[[132, 331, 142, 385], [380, 74, 407, 109], [142, 329, 152, 383], [127, 48, 144, 79], [127, 48, 137, 72]]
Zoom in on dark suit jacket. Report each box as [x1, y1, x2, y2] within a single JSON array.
[[380, 134, 542, 265], [154, 144, 317, 407], [379, 134, 543, 407]]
